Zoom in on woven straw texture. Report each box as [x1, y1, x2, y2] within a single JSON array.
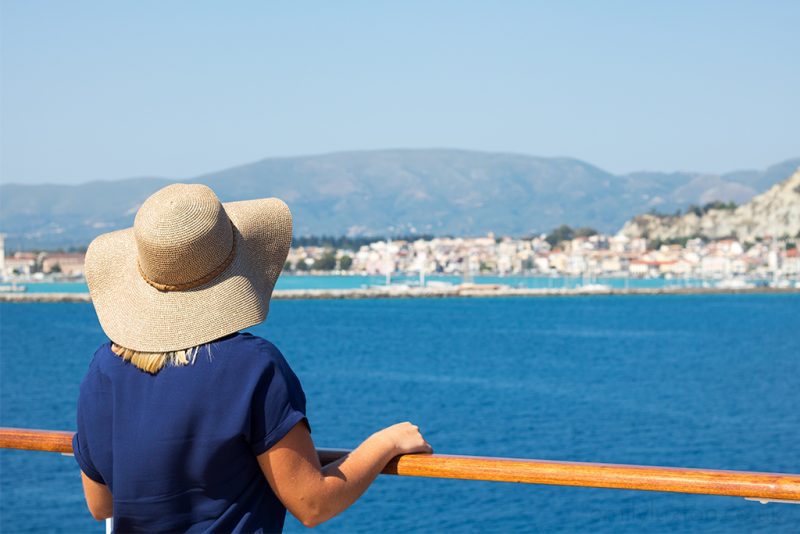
[[84, 184, 292, 352]]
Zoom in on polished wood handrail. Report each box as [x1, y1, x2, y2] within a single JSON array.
[[2, 427, 799, 502], [0, 427, 75, 454]]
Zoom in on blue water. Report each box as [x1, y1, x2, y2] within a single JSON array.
[[17, 274, 702, 293], [1, 295, 799, 533]]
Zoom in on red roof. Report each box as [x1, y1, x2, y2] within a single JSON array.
[[631, 259, 677, 266]]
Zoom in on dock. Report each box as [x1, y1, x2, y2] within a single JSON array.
[[1, 286, 798, 302]]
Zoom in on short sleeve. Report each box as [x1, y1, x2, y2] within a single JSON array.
[[73, 432, 104, 484], [73, 365, 109, 484], [249, 346, 309, 455]]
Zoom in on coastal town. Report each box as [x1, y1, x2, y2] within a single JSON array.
[[287, 232, 799, 285], [2, 230, 798, 288]]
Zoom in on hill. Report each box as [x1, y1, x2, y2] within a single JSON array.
[[618, 168, 800, 242]]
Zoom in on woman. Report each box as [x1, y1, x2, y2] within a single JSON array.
[[73, 183, 432, 532]]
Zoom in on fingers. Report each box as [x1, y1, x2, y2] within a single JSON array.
[[381, 421, 433, 455], [409, 442, 432, 454], [405, 422, 432, 454], [415, 440, 433, 454]]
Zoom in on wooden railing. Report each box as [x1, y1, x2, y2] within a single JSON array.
[[2, 427, 799, 503]]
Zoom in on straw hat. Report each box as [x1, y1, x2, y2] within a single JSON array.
[[84, 183, 292, 352]]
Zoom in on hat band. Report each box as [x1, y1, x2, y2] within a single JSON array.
[[137, 223, 237, 292]]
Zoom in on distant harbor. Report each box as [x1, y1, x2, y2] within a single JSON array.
[[3, 232, 798, 291]]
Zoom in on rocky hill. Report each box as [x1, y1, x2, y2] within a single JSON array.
[[618, 168, 800, 242], [1, 149, 798, 249]]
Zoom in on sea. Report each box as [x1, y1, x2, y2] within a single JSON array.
[[1, 294, 799, 533], [17, 273, 712, 294]]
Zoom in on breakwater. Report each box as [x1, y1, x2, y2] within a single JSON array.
[[2, 286, 798, 302]]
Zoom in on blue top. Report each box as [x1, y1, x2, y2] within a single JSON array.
[[72, 332, 308, 533]]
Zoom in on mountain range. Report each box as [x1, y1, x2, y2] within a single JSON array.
[[1, 149, 798, 249]]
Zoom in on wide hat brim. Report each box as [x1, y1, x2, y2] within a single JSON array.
[[85, 198, 292, 353]]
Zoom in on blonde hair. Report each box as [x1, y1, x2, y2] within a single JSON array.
[[110, 342, 207, 374]]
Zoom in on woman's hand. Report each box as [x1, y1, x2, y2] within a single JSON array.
[[374, 422, 433, 456], [258, 420, 432, 528]]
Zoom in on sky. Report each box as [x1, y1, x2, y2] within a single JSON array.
[[1, 0, 798, 184]]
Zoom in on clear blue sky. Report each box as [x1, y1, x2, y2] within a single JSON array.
[[1, 0, 798, 184]]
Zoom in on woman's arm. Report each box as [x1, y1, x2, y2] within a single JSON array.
[[257, 421, 431, 528], [80, 471, 113, 520]]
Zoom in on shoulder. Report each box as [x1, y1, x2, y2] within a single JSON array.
[[85, 341, 116, 375], [78, 342, 115, 395], [213, 333, 305, 404], [212, 332, 291, 371], [224, 331, 280, 353], [87, 341, 135, 375]]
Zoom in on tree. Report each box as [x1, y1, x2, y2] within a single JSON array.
[[545, 225, 597, 247], [312, 250, 337, 271], [702, 200, 737, 212], [339, 255, 353, 270], [574, 227, 598, 238], [649, 207, 669, 217], [545, 225, 574, 247], [292, 234, 436, 249], [687, 204, 703, 217]]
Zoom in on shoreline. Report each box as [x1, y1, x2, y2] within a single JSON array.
[[1, 286, 798, 302]]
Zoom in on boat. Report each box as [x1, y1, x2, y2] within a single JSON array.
[[0, 282, 27, 293], [716, 278, 755, 289], [457, 282, 509, 291], [579, 283, 613, 292], [425, 280, 455, 289]]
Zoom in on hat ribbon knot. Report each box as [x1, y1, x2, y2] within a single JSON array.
[[137, 224, 238, 292]]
